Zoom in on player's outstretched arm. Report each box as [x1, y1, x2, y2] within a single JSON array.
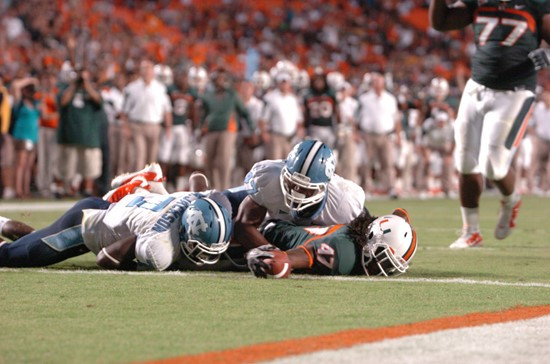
[[234, 196, 271, 251], [429, 0, 473, 32], [96, 235, 137, 270], [246, 245, 309, 279]]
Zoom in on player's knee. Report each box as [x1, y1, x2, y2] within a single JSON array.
[[454, 148, 478, 174]]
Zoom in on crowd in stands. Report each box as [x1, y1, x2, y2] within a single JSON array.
[[1, 0, 550, 200]]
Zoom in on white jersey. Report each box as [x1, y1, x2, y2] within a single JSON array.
[[81, 191, 200, 271], [245, 160, 365, 225]]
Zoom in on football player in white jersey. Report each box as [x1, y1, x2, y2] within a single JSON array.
[[234, 140, 366, 250], [0, 191, 232, 271]]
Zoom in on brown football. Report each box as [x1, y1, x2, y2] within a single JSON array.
[[264, 251, 292, 279]]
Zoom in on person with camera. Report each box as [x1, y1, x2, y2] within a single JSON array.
[[56, 68, 104, 197]]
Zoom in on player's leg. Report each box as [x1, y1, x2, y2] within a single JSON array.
[[0, 197, 110, 267], [0, 216, 35, 241], [481, 91, 534, 240], [451, 80, 484, 249]]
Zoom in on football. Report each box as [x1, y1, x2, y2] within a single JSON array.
[[264, 251, 292, 279]]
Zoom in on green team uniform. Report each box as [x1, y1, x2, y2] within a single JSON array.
[[262, 220, 363, 276], [463, 0, 550, 91], [168, 86, 194, 126], [303, 90, 338, 127]]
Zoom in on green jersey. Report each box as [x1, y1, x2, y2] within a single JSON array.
[[57, 86, 104, 148], [169, 86, 194, 126], [262, 220, 363, 276], [463, 0, 550, 91], [303, 90, 338, 127]]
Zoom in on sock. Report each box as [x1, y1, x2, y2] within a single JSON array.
[[461, 207, 480, 233], [0, 216, 11, 236], [501, 192, 519, 205]]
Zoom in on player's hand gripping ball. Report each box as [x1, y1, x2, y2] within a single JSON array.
[[246, 245, 292, 279]]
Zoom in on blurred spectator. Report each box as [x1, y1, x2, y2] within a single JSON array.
[[421, 111, 454, 197], [158, 71, 196, 191], [531, 91, 550, 194], [358, 73, 401, 198], [200, 68, 252, 190], [11, 77, 40, 198], [335, 82, 359, 183], [56, 69, 103, 197], [0, 76, 14, 199], [36, 73, 59, 197], [260, 72, 304, 160], [122, 60, 172, 172], [101, 73, 127, 177], [236, 81, 263, 183], [303, 72, 339, 149]]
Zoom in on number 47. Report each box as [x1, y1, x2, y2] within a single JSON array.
[[477, 16, 528, 46]]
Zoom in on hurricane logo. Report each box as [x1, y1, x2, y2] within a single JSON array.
[[185, 207, 208, 236], [325, 154, 335, 179]]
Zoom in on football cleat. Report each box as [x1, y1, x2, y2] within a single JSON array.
[[111, 163, 164, 188], [105, 176, 152, 203], [494, 198, 521, 240], [449, 230, 483, 249]]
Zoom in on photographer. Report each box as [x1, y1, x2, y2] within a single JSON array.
[[56, 68, 104, 197]]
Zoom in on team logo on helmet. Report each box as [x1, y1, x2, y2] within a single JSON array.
[[185, 206, 208, 236]]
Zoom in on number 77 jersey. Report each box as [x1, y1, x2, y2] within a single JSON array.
[[463, 0, 550, 91]]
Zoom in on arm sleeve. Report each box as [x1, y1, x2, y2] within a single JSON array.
[[135, 230, 178, 271]]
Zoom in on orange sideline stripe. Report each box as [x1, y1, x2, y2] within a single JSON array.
[[144, 305, 550, 364]]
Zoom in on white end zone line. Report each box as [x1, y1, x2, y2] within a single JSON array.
[[1, 268, 550, 289]]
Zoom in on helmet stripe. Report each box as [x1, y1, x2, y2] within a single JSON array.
[[299, 140, 324, 176], [403, 228, 417, 262], [203, 197, 225, 245]]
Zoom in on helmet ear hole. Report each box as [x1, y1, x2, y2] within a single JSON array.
[[368, 231, 374, 239]]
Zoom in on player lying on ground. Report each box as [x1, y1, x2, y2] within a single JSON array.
[[0, 172, 232, 270], [246, 208, 417, 278], [234, 140, 366, 251]]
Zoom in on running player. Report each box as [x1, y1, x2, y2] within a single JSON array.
[[430, 0, 550, 248]]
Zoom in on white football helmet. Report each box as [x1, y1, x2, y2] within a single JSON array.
[[429, 77, 450, 100], [362, 215, 417, 277], [154, 64, 174, 86], [326, 71, 345, 91], [252, 70, 272, 92], [188, 66, 208, 90], [269, 60, 298, 85]]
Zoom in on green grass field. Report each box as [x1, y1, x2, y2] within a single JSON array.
[[1, 196, 549, 363]]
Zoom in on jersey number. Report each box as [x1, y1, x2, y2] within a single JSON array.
[[476, 16, 528, 47], [308, 100, 334, 119], [126, 195, 175, 212], [316, 243, 335, 269]]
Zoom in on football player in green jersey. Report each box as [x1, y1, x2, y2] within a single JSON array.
[[246, 208, 417, 278], [430, 0, 550, 249]]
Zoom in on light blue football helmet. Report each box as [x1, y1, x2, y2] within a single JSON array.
[[280, 140, 335, 219], [180, 197, 232, 265]]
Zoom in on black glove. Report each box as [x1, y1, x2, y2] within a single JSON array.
[[246, 245, 278, 278], [528, 48, 550, 71]]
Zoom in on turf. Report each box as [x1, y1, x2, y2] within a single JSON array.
[[1, 195, 549, 363]]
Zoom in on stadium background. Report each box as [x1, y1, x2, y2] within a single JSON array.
[[1, 1, 550, 363]]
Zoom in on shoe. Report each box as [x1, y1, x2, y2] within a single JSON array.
[[449, 230, 483, 249], [494, 198, 521, 240], [104, 176, 152, 203], [111, 163, 163, 188]]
